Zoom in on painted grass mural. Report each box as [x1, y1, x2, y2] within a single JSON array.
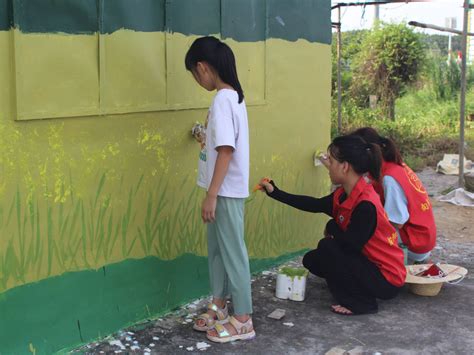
[[0, 153, 327, 293]]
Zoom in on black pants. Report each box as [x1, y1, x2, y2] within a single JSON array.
[[303, 237, 401, 314]]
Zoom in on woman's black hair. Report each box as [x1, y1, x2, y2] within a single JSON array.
[[329, 135, 383, 181], [185, 36, 244, 104], [351, 127, 403, 165]]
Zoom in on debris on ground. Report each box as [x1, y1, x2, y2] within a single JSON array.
[[196, 341, 211, 351], [267, 308, 286, 320], [438, 188, 474, 207]]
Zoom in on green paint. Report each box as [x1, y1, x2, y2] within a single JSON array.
[[0, 0, 11, 31], [166, 0, 221, 36], [7, 0, 330, 44], [0, 250, 305, 353], [279, 266, 308, 279], [12, 0, 99, 34], [221, 0, 265, 42], [267, 0, 331, 44], [102, 0, 165, 34]]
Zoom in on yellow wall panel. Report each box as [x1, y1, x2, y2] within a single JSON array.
[[14, 31, 100, 120], [224, 40, 265, 104], [0, 31, 13, 120], [166, 33, 215, 109], [101, 31, 166, 113], [166, 33, 266, 109]]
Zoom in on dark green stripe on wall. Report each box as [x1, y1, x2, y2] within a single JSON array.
[[0, 0, 12, 31], [222, 0, 266, 42], [4, 0, 330, 44], [0, 250, 306, 353], [13, 0, 99, 34], [102, 0, 165, 33], [166, 0, 221, 36], [268, 0, 332, 44]]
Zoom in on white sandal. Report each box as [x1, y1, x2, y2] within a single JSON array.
[[193, 303, 229, 332], [206, 316, 256, 343]]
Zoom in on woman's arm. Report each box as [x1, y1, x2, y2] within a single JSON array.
[[383, 176, 409, 229], [262, 180, 334, 216]]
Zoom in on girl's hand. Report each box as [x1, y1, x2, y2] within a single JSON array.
[[201, 194, 217, 223]]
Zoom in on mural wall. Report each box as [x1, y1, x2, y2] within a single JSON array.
[[0, 0, 332, 352]]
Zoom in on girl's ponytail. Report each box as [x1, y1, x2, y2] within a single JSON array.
[[365, 143, 383, 181], [329, 135, 382, 181], [351, 127, 403, 165], [216, 42, 244, 103], [185, 36, 244, 104], [379, 137, 403, 165]]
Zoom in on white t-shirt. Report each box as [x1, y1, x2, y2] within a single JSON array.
[[197, 89, 249, 198]]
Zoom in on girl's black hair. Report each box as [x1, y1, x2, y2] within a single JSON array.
[[351, 127, 403, 165], [185, 36, 244, 104], [329, 135, 383, 181]]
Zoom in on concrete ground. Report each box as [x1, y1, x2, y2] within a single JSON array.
[[77, 169, 473, 355]]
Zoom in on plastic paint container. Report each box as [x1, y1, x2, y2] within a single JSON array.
[[275, 267, 308, 301]]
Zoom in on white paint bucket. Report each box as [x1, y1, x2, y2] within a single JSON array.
[[275, 273, 292, 300], [290, 275, 307, 301], [275, 268, 308, 301]]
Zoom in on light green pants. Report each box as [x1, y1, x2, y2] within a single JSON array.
[[207, 196, 253, 315]]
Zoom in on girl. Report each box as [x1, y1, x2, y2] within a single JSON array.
[[259, 135, 406, 315], [185, 36, 255, 343], [352, 127, 436, 264]]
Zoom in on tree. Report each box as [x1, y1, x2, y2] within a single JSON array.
[[350, 23, 425, 120], [331, 30, 369, 96]]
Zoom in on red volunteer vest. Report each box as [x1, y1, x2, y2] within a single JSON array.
[[332, 177, 406, 287], [373, 162, 436, 254]]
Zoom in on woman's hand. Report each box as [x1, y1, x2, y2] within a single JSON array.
[[323, 227, 333, 239], [318, 153, 330, 169], [201, 194, 217, 223], [259, 178, 273, 194], [324, 219, 339, 239]]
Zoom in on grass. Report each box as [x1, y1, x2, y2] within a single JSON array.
[[333, 86, 474, 171]]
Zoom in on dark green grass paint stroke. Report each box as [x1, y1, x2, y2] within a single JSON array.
[[0, 250, 306, 354], [1, 0, 331, 44]]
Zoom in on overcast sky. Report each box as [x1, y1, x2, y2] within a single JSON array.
[[332, 0, 465, 34]]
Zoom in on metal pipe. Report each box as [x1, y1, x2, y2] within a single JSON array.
[[459, 0, 469, 188], [408, 21, 474, 37], [337, 6, 343, 133], [332, 0, 432, 10]]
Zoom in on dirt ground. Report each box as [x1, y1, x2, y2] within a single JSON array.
[[418, 167, 474, 243], [432, 200, 474, 243]]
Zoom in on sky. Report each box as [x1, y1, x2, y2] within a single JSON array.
[[332, 0, 465, 34]]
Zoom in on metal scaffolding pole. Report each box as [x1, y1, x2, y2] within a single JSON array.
[[459, 0, 469, 188], [337, 7, 342, 133]]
